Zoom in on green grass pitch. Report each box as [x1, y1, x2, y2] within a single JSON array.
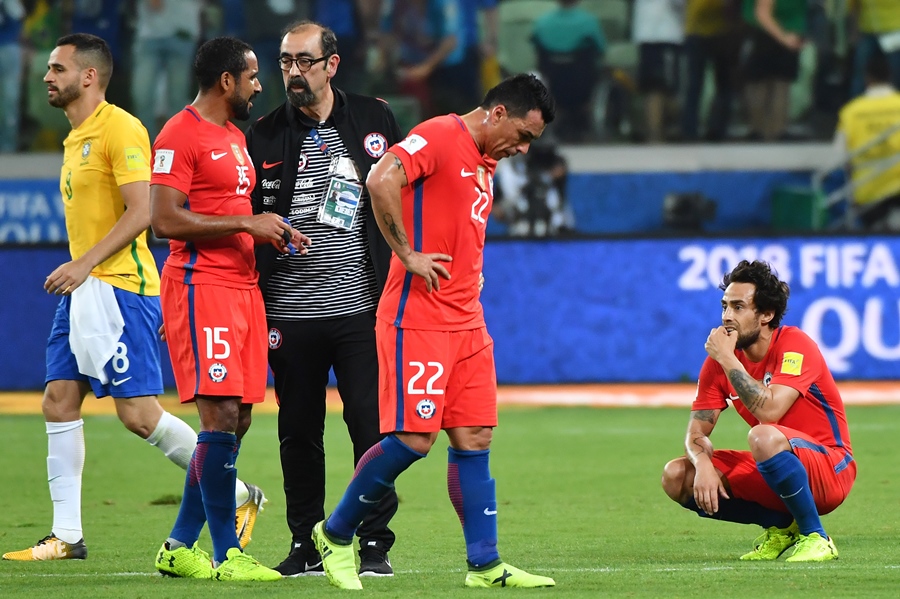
[[1, 405, 899, 598]]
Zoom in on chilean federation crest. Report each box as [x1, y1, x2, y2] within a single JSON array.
[[268, 327, 283, 350], [364, 133, 387, 158], [209, 362, 228, 383], [231, 143, 245, 165], [415, 399, 436, 420]]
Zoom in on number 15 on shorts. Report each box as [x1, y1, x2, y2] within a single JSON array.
[[203, 327, 231, 359]]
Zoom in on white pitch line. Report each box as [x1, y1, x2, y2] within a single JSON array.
[[4, 564, 899, 579], [0, 571, 154, 578]]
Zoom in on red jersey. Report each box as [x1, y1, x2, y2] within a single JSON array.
[[151, 106, 257, 288], [694, 326, 852, 455], [377, 115, 494, 330]]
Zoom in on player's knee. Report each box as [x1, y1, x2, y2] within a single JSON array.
[[661, 458, 692, 503], [118, 411, 155, 438], [747, 424, 789, 461], [41, 383, 82, 421], [114, 397, 162, 439], [394, 431, 436, 455], [467, 427, 492, 451]]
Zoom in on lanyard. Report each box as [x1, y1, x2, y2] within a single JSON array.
[[308, 128, 332, 157]]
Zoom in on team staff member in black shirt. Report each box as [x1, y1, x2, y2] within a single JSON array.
[[245, 20, 402, 578]]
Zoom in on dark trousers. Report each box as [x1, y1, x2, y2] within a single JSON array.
[[268, 310, 397, 550], [681, 34, 739, 141]]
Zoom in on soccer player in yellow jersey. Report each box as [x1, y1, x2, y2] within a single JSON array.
[[835, 50, 900, 229], [2, 34, 265, 563]]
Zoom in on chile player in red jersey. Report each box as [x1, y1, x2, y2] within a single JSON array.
[[310, 74, 557, 590], [662, 260, 855, 562], [149, 37, 309, 581]]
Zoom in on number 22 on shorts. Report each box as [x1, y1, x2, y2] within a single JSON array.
[[407, 361, 445, 395]]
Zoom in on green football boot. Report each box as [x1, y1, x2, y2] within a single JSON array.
[[785, 533, 838, 562], [312, 520, 362, 590], [214, 547, 282, 581], [465, 560, 556, 588], [156, 542, 214, 579], [739, 521, 799, 561]]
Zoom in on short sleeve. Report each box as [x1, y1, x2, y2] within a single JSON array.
[[691, 356, 729, 412], [768, 329, 819, 396], [151, 116, 197, 197], [389, 119, 447, 185], [106, 110, 151, 187]]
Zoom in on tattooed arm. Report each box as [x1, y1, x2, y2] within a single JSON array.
[[685, 408, 730, 514], [685, 408, 719, 466], [366, 151, 453, 293], [727, 368, 800, 423], [705, 326, 800, 423]]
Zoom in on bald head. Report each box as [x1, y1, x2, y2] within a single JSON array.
[[281, 20, 337, 57]]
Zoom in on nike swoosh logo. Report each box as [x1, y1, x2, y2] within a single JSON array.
[[727, 394, 740, 401], [262, 160, 283, 169], [460, 168, 475, 178], [484, 508, 497, 516], [224, 463, 236, 470], [111, 377, 132, 386], [211, 151, 227, 160], [359, 495, 379, 504]]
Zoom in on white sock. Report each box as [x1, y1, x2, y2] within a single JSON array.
[[46, 420, 85, 544], [146, 411, 250, 504], [145, 411, 196, 470], [235, 480, 249, 505]]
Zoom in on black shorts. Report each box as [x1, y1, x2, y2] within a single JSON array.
[[637, 43, 681, 93], [742, 27, 800, 82]]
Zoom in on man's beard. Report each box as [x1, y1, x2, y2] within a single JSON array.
[[48, 82, 80, 108], [734, 327, 761, 350], [285, 76, 314, 108], [230, 89, 255, 121]]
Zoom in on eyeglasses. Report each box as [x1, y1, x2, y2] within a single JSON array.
[[278, 55, 329, 73]]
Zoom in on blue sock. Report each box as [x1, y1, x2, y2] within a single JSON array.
[[169, 446, 208, 547], [683, 497, 794, 528], [326, 435, 424, 541], [196, 431, 240, 563], [757, 451, 826, 537], [448, 447, 500, 568]]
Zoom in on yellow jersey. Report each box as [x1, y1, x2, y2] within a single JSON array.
[[685, 0, 731, 37], [837, 90, 900, 205], [853, 0, 900, 35], [61, 101, 160, 296]]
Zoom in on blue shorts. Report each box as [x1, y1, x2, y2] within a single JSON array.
[[45, 287, 164, 399]]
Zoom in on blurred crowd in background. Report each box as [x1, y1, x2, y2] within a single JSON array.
[[3, 0, 898, 150], [2, 0, 900, 236]]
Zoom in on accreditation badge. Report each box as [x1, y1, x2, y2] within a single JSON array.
[[317, 177, 363, 230]]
